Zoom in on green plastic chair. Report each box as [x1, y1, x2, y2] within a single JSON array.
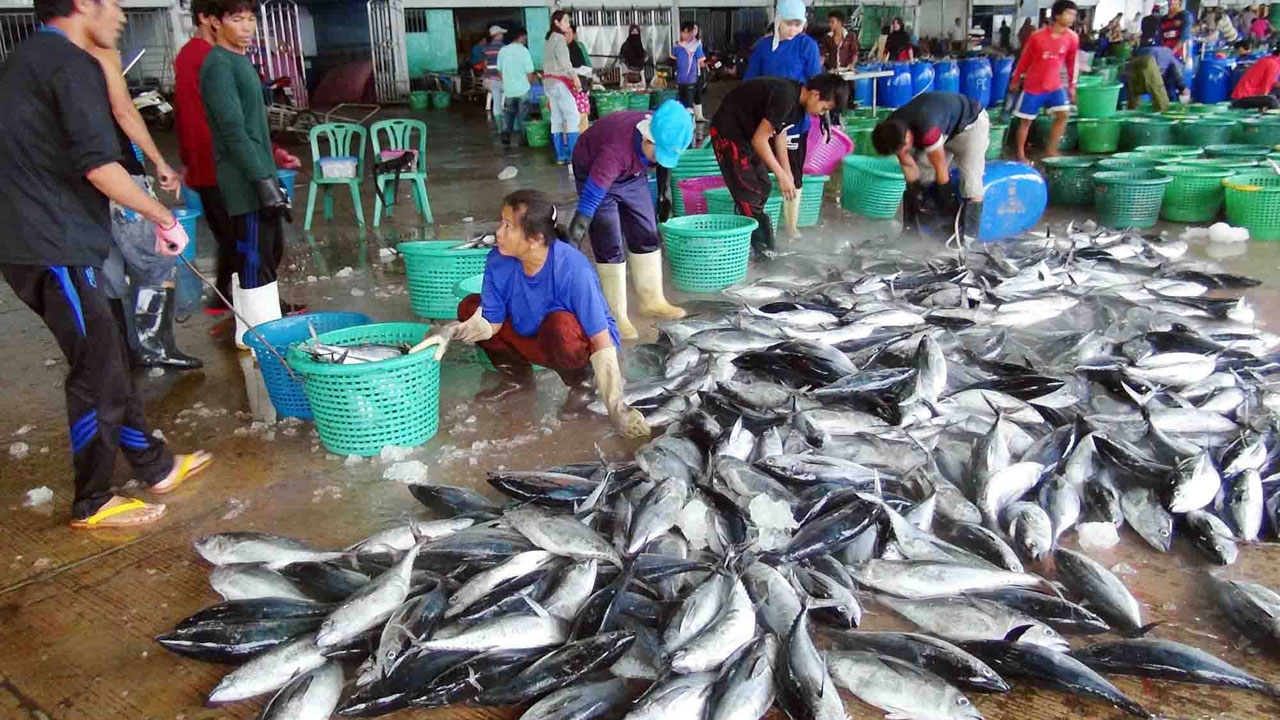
[[304, 123, 368, 231], [369, 119, 433, 227]]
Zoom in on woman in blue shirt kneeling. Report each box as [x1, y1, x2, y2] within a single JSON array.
[[422, 190, 649, 439]]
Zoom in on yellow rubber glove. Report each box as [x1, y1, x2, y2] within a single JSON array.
[[590, 346, 650, 439]]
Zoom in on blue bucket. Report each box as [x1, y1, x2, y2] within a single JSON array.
[[172, 207, 201, 261], [180, 185, 204, 214], [244, 312, 372, 419], [277, 169, 298, 202]]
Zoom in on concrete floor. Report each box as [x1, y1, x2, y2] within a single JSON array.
[[1, 93, 1279, 720]]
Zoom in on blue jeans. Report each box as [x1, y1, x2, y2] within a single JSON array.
[[502, 95, 531, 136]]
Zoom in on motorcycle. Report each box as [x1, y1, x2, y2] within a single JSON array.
[[123, 49, 174, 130]]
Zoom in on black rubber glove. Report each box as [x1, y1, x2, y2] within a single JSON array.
[[567, 212, 592, 248], [902, 181, 925, 233], [931, 181, 962, 216], [253, 177, 293, 224], [656, 167, 672, 222]]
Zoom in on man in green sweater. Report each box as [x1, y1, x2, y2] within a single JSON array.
[[200, 0, 293, 346]]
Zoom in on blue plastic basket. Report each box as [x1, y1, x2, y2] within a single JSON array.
[[244, 312, 372, 419]]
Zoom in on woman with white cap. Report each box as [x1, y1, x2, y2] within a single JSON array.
[[743, 0, 823, 240]]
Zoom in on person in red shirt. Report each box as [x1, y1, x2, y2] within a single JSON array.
[[1231, 44, 1280, 108], [1159, 0, 1194, 59], [1009, 0, 1079, 161]]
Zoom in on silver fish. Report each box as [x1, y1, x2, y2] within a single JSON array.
[[1054, 548, 1145, 635], [260, 661, 344, 720], [742, 560, 803, 639], [1002, 501, 1053, 562], [670, 577, 756, 673], [195, 532, 344, 569], [347, 518, 476, 555], [1038, 474, 1082, 547], [708, 634, 779, 720], [1168, 451, 1221, 514], [779, 601, 848, 720], [207, 637, 326, 704], [209, 564, 313, 603], [623, 671, 718, 720], [880, 595, 1068, 652], [826, 650, 984, 720], [543, 558, 599, 622], [1120, 487, 1174, 552], [519, 677, 629, 720], [420, 605, 567, 652], [315, 540, 423, 649], [665, 571, 729, 654], [1185, 510, 1239, 565], [849, 560, 1047, 599], [446, 550, 557, 618], [507, 505, 623, 566]]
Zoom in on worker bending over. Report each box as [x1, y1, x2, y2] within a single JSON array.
[[1126, 41, 1189, 112], [873, 91, 990, 244], [566, 101, 694, 340], [709, 74, 846, 258], [422, 190, 649, 439]]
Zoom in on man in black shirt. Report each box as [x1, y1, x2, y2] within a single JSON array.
[[0, 0, 212, 529], [709, 74, 846, 257], [872, 91, 990, 244]]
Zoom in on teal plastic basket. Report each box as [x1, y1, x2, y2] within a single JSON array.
[[287, 323, 441, 456], [400, 241, 491, 319], [703, 186, 782, 234], [840, 155, 905, 219], [797, 175, 829, 227], [660, 214, 758, 292], [246, 312, 372, 420]]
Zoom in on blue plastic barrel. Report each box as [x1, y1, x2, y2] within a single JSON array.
[[854, 63, 879, 106], [245, 312, 373, 419], [960, 57, 993, 109], [879, 62, 913, 108], [990, 57, 1014, 109], [910, 62, 934, 97], [1193, 57, 1235, 104], [934, 60, 960, 93], [949, 161, 1047, 242]]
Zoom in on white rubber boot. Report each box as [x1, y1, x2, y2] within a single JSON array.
[[235, 279, 282, 349], [629, 250, 686, 320], [231, 273, 247, 348], [597, 262, 638, 340]]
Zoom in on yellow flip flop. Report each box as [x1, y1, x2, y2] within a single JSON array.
[[148, 451, 214, 496], [70, 497, 165, 529]]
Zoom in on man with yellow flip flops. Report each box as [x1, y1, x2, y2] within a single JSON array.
[[0, 0, 212, 529], [566, 100, 694, 340]]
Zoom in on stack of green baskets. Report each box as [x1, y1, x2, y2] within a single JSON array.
[[1032, 114, 1078, 151], [594, 91, 628, 117], [660, 215, 759, 292], [1097, 156, 1157, 171], [524, 119, 551, 148], [704, 187, 782, 233], [651, 88, 679, 108], [1042, 156, 1099, 206], [1236, 116, 1280, 146], [846, 118, 882, 156], [1077, 118, 1122, 153], [670, 148, 722, 215], [987, 122, 1008, 159], [1121, 116, 1176, 150], [288, 323, 440, 456], [399, 240, 492, 319], [840, 155, 905, 219], [1076, 82, 1122, 118], [1205, 144, 1274, 159], [1223, 172, 1280, 241], [1154, 164, 1235, 222], [1133, 144, 1203, 161], [1175, 116, 1238, 146], [626, 91, 651, 111], [1078, 74, 1104, 88], [1093, 170, 1173, 229]]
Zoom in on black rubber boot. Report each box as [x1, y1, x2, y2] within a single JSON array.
[[960, 200, 984, 245], [135, 286, 204, 370], [558, 367, 594, 416], [476, 352, 535, 402], [901, 184, 925, 235]]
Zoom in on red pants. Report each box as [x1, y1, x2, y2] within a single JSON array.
[[458, 294, 592, 379]]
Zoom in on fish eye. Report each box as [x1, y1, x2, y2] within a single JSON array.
[[1159, 529, 1169, 536], [387, 650, 397, 660], [957, 698, 970, 706]]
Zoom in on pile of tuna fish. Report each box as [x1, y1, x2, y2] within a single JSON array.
[[160, 226, 1280, 719]]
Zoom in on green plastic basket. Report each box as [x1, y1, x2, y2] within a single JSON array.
[[594, 92, 628, 117], [1237, 117, 1280, 146], [704, 187, 782, 234], [408, 91, 428, 110], [1077, 74, 1104, 87], [1133, 144, 1203, 160], [1224, 172, 1280, 241], [987, 123, 1008, 159], [400, 241, 492, 319], [840, 155, 905, 219], [1077, 83, 1122, 118], [1171, 157, 1261, 171], [429, 90, 451, 109], [1096, 156, 1157, 171], [1042, 156, 1099, 206], [1188, 102, 1229, 114], [1031, 114, 1078, 151], [790, 175, 829, 227], [651, 89, 679, 108], [287, 323, 441, 457], [1077, 118, 1122, 153], [1093, 170, 1173, 229], [660, 214, 758, 292], [1175, 117, 1238, 146], [524, 119, 551, 148], [1205, 144, 1274, 158], [626, 92, 651, 111], [1121, 117, 1176, 149], [1154, 164, 1234, 223]]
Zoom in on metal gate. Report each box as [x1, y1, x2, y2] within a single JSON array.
[[122, 8, 176, 91], [255, 0, 309, 109], [368, 0, 408, 103], [0, 11, 37, 66]]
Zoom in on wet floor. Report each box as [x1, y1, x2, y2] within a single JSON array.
[[1, 96, 1279, 720]]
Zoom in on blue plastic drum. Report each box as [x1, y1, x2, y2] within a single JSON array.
[[990, 57, 1014, 109], [1193, 57, 1235, 104], [910, 62, 935, 97], [960, 57, 993, 109], [934, 60, 960, 93], [949, 161, 1048, 242], [854, 63, 879, 106], [879, 62, 913, 108]]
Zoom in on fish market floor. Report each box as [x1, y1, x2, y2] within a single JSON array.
[[1, 99, 1280, 720]]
